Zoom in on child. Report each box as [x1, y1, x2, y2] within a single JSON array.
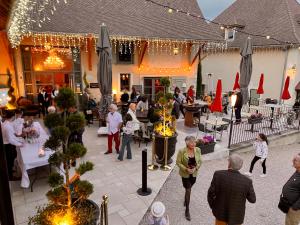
[[245, 133, 268, 177], [117, 114, 135, 161], [148, 201, 169, 225]]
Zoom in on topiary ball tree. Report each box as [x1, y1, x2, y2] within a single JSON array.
[[29, 88, 94, 225]]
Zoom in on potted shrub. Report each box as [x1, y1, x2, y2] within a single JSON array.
[[153, 78, 177, 165], [196, 135, 216, 154], [29, 88, 99, 225]]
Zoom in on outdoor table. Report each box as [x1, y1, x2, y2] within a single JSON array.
[[263, 104, 282, 130], [183, 103, 203, 127], [16, 124, 51, 190], [203, 118, 229, 140]]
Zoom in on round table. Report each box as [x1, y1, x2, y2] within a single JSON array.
[[183, 104, 202, 127]]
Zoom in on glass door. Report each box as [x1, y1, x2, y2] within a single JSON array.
[[143, 77, 163, 101]]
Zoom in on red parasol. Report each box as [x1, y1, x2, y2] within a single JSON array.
[[257, 73, 264, 94], [281, 76, 291, 100], [210, 79, 223, 112], [233, 72, 240, 90]]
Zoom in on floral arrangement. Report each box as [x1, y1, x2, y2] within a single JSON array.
[[249, 113, 263, 120], [196, 135, 215, 146], [23, 121, 40, 143]]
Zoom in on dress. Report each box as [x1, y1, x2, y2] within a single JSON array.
[[182, 157, 197, 189]]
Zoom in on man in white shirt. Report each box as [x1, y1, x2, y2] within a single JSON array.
[[105, 104, 123, 154], [2, 110, 23, 180], [127, 103, 140, 131]]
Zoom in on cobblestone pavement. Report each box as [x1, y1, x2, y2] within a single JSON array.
[[139, 142, 300, 225]]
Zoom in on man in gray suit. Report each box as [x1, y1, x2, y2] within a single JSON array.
[[208, 154, 256, 225]]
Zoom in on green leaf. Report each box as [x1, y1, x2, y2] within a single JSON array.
[[55, 87, 76, 110], [76, 161, 94, 175], [66, 143, 87, 159], [44, 113, 64, 129], [48, 172, 64, 188], [66, 113, 85, 132], [48, 152, 64, 166], [51, 126, 70, 143], [73, 180, 93, 199], [46, 186, 68, 205], [44, 136, 61, 150]]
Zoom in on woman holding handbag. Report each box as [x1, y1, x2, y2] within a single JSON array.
[[176, 136, 202, 221]]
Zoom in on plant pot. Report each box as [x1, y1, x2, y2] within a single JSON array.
[[73, 199, 100, 225], [197, 142, 215, 155], [155, 133, 177, 164], [248, 117, 263, 124]]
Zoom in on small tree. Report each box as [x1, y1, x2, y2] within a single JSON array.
[[160, 77, 171, 94], [196, 56, 203, 99], [29, 88, 94, 225]]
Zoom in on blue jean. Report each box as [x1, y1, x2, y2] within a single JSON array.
[[118, 133, 132, 160]]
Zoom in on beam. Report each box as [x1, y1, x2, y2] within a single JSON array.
[[190, 44, 206, 66], [138, 41, 148, 68]]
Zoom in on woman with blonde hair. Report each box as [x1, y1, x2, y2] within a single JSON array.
[[176, 136, 202, 221]]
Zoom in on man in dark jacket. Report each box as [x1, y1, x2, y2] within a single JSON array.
[[208, 154, 256, 225], [234, 89, 243, 124], [170, 98, 180, 119], [278, 153, 300, 225]]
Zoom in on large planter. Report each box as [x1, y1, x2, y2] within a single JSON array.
[[155, 133, 177, 164], [197, 142, 216, 155], [73, 199, 100, 225]]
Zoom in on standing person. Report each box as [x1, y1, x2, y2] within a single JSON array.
[[130, 86, 137, 102], [174, 87, 185, 116], [120, 89, 130, 103], [82, 88, 92, 124], [176, 136, 202, 221], [170, 98, 180, 119], [245, 133, 268, 177], [234, 88, 243, 124], [38, 87, 50, 116], [127, 103, 140, 131], [13, 109, 24, 136], [187, 85, 195, 103], [51, 84, 60, 105], [117, 114, 134, 161], [2, 110, 23, 180], [278, 153, 300, 225], [105, 104, 123, 155], [136, 95, 149, 111], [208, 154, 256, 225]]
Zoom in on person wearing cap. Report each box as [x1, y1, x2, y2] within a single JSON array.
[[176, 136, 202, 221], [148, 201, 169, 225]]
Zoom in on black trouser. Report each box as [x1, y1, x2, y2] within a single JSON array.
[[179, 104, 185, 116], [4, 144, 17, 178], [249, 156, 266, 174], [235, 107, 242, 122]]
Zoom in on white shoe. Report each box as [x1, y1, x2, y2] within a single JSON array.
[[260, 174, 267, 178], [244, 172, 252, 177]]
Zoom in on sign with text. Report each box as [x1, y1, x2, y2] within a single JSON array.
[[89, 83, 99, 88]]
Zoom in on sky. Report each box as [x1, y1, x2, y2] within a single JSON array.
[[197, 0, 236, 20]]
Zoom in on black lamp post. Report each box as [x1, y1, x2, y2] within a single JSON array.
[[0, 123, 15, 225]]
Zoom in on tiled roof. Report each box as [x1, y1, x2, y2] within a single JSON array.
[[30, 0, 222, 42], [214, 0, 300, 47]]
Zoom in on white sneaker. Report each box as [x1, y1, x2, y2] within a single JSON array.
[[244, 172, 252, 177], [260, 174, 267, 178]]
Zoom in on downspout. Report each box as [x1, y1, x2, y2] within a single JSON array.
[[280, 46, 289, 104]]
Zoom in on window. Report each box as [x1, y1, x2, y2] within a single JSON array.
[[117, 42, 134, 64], [120, 73, 131, 91], [225, 28, 235, 41]]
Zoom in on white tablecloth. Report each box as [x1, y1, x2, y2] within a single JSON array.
[[17, 122, 52, 188]]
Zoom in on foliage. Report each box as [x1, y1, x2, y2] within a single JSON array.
[[55, 87, 76, 110], [160, 77, 171, 94], [7, 69, 16, 105], [44, 113, 64, 129], [66, 113, 85, 132], [196, 57, 203, 99], [30, 87, 95, 224], [83, 71, 89, 87], [48, 172, 64, 188]]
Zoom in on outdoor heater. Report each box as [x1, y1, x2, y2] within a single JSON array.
[[228, 94, 237, 148]]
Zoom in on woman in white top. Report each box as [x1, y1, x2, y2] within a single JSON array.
[[245, 133, 268, 177], [118, 114, 135, 161]]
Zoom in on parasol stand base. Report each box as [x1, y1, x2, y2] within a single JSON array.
[[148, 164, 159, 171], [160, 165, 171, 171]]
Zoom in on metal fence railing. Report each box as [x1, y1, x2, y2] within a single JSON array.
[[228, 105, 300, 148]]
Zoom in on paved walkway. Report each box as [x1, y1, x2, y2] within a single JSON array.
[[139, 142, 300, 225]]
